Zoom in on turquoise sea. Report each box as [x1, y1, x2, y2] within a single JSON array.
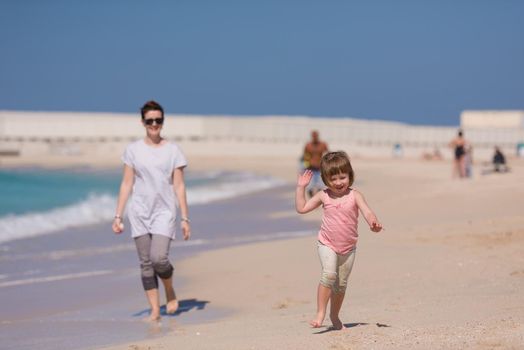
[[0, 168, 285, 244], [0, 168, 120, 216]]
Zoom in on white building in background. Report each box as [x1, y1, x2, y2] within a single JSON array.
[[461, 110, 524, 129], [0, 110, 523, 161], [460, 110, 524, 157]]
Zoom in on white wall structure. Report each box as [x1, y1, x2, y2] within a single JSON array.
[[460, 110, 524, 158], [1, 110, 523, 161], [461, 110, 524, 129]]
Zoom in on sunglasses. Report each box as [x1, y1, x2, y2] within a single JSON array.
[[143, 117, 164, 126]]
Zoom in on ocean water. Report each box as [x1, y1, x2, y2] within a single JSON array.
[[0, 168, 285, 244]]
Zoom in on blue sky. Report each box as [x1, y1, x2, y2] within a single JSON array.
[[1, 0, 523, 125]]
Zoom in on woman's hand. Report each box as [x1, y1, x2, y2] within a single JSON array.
[[181, 221, 191, 240], [112, 217, 124, 234]]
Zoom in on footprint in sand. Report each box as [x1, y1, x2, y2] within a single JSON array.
[[510, 270, 524, 277]]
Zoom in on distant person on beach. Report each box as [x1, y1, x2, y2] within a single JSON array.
[[302, 130, 329, 197], [112, 100, 191, 322], [449, 130, 468, 178], [493, 146, 509, 173], [295, 151, 383, 330], [422, 148, 443, 161]]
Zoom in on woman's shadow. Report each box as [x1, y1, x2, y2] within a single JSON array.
[[133, 298, 209, 317]]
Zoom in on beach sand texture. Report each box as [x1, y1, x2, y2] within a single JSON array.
[[91, 156, 524, 350]]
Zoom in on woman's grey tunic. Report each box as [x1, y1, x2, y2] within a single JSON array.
[[122, 139, 187, 239]]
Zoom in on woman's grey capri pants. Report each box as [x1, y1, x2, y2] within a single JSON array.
[[134, 234, 174, 290]]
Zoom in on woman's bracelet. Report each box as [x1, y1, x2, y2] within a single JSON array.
[[114, 215, 122, 221], [180, 217, 191, 223]]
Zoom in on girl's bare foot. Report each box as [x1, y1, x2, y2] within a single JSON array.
[[309, 319, 323, 328], [166, 299, 179, 314], [310, 310, 326, 328], [330, 315, 344, 330]]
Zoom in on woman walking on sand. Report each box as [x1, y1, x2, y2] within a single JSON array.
[[295, 151, 383, 329], [112, 100, 191, 322]]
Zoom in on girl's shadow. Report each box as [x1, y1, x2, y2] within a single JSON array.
[[314, 322, 391, 334], [133, 298, 209, 317]]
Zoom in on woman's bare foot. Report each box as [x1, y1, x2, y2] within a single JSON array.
[[166, 299, 179, 314], [143, 309, 161, 322], [330, 315, 344, 330], [162, 279, 178, 314]]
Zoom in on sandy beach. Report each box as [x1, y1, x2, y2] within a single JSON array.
[[1, 150, 523, 349], [87, 154, 523, 350], [3, 0, 524, 347]]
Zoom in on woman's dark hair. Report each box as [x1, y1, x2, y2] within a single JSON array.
[[140, 100, 164, 119], [320, 151, 354, 187]]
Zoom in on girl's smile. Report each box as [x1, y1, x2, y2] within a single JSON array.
[[328, 173, 350, 196]]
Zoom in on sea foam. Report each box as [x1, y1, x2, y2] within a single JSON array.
[[0, 172, 285, 244]]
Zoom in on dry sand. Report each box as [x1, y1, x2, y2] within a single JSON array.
[[3, 150, 523, 349], [92, 154, 524, 350]]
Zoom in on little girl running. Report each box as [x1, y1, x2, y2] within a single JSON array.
[[295, 151, 383, 329]]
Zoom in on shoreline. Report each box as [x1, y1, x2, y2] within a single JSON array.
[[0, 183, 318, 350], [0, 163, 293, 246]]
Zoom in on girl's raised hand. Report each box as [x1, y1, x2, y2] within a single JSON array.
[[297, 169, 313, 187]]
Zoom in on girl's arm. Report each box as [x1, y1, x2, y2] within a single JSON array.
[[354, 190, 383, 232], [173, 167, 191, 241], [295, 170, 322, 214], [112, 165, 135, 234]]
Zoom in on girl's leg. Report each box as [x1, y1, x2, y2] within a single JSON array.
[[135, 234, 161, 321], [330, 249, 356, 329], [329, 291, 345, 330], [312, 242, 338, 327], [311, 283, 332, 327], [150, 235, 178, 314]]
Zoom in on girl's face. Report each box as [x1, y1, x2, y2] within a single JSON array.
[[143, 110, 164, 137], [328, 172, 350, 195]]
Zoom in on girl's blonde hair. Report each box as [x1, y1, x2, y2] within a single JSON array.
[[320, 151, 354, 187]]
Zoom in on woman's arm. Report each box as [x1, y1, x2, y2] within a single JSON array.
[[354, 190, 383, 232], [112, 165, 135, 234], [173, 167, 191, 240]]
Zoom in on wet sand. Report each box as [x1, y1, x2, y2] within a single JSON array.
[[0, 180, 316, 350]]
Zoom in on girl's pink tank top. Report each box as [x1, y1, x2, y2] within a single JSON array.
[[318, 188, 359, 255]]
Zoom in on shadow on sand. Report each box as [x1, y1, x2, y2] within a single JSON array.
[[314, 322, 391, 334], [133, 298, 209, 318]]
